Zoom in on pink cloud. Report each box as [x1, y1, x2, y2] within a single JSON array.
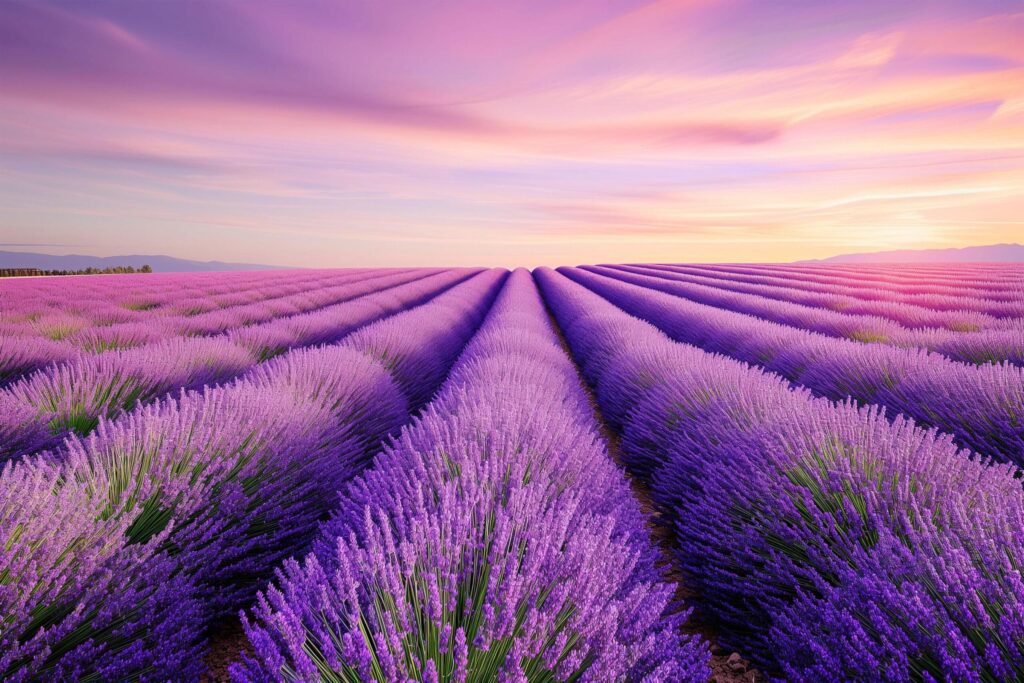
[[1, 0, 1022, 265]]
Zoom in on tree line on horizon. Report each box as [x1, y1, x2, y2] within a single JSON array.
[[0, 265, 153, 278]]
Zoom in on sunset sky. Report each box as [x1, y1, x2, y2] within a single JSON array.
[[1, 0, 1023, 267]]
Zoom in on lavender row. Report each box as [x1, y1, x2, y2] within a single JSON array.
[[563, 267, 1024, 466], [0, 269, 506, 681], [801, 261, 1024, 284], [729, 261, 1024, 290], [593, 265, 1024, 366], [201, 268, 444, 351], [640, 263, 1024, 320], [0, 269, 475, 462], [136, 269, 410, 336], [0, 268, 351, 324], [537, 267, 1024, 680], [0, 268, 444, 382], [685, 262, 1024, 301], [630, 263, 1023, 325], [140, 269, 427, 337], [655, 264, 1024, 311], [0, 268, 419, 353], [0, 269, 391, 373], [235, 269, 709, 682], [0, 267, 353, 311]]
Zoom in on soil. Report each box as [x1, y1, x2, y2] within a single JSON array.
[[545, 310, 764, 683], [201, 618, 252, 683]]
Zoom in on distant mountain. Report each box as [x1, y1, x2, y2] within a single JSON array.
[[800, 243, 1024, 264], [0, 250, 287, 272]]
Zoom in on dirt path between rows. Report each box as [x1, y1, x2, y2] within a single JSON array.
[[201, 618, 252, 682], [545, 311, 763, 683]]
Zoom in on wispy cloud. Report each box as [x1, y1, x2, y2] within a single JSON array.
[[1, 0, 1022, 265]]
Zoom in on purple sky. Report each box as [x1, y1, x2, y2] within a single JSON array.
[[1, 0, 1023, 266]]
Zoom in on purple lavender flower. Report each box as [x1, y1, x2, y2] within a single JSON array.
[[0, 456, 206, 681]]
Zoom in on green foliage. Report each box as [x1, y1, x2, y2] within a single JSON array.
[[0, 265, 154, 278]]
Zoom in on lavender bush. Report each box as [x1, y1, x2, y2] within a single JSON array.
[[0, 458, 206, 681]]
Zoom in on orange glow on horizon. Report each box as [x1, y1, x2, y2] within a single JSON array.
[[1, 1, 1022, 266]]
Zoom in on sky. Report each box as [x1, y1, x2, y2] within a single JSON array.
[[1, 0, 1023, 267]]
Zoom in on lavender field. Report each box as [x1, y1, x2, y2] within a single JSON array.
[[1, 263, 1022, 682]]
